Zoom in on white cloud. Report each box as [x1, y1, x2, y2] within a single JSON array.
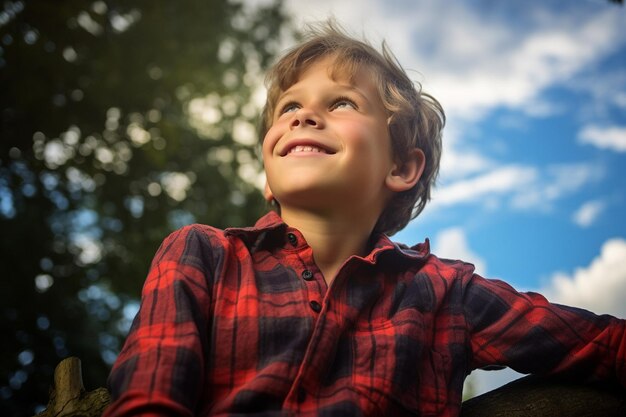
[[510, 163, 603, 210], [566, 71, 626, 122], [439, 147, 493, 180], [439, 143, 494, 180], [578, 125, 626, 152], [465, 367, 524, 398], [432, 162, 602, 212], [437, 121, 496, 179], [572, 200, 606, 227], [433, 227, 487, 275], [541, 238, 626, 318], [281, 0, 383, 37], [521, 99, 564, 118], [615, 92, 626, 109], [433, 165, 537, 207], [394, 4, 623, 121]]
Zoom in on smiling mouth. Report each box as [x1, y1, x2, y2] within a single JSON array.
[[288, 145, 329, 154], [281, 143, 336, 156]]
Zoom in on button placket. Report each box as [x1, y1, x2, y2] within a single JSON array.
[[285, 232, 327, 317]]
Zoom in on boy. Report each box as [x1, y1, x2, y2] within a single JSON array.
[[104, 23, 626, 417]]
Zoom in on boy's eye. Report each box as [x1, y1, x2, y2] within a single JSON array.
[[331, 97, 357, 110], [279, 102, 300, 114]]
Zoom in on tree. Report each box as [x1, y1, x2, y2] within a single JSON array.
[[0, 1, 294, 415]]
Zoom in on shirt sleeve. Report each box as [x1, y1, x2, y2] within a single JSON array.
[[103, 225, 219, 417], [463, 273, 626, 387]]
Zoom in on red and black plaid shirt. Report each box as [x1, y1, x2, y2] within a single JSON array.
[[104, 212, 626, 417]]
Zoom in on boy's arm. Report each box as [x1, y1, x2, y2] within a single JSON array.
[[463, 273, 626, 386], [104, 226, 218, 417]]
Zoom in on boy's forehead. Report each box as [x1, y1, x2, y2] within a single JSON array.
[[282, 54, 374, 94]]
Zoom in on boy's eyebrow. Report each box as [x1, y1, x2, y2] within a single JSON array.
[[276, 83, 375, 107]]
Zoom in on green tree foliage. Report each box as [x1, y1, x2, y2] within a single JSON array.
[[0, 1, 294, 414]]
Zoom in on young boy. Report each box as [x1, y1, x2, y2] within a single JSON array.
[[104, 23, 626, 417]]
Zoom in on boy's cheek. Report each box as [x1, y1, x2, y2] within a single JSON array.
[[261, 127, 279, 156], [263, 182, 274, 202]]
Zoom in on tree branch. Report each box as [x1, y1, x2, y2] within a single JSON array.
[[461, 374, 626, 417]]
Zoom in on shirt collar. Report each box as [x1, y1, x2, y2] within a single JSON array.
[[225, 211, 430, 263], [224, 211, 287, 249]]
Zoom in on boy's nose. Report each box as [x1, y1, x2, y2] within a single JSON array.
[[290, 108, 323, 129]]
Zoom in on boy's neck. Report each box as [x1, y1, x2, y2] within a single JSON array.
[[280, 207, 378, 284]]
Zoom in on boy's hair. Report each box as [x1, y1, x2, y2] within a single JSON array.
[[260, 22, 445, 235]]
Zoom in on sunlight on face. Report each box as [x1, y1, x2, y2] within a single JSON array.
[[262, 55, 395, 217]]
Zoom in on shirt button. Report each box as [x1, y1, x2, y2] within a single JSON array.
[[287, 233, 298, 246], [309, 300, 322, 313], [301, 270, 313, 281]]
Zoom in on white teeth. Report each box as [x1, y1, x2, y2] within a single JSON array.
[[289, 145, 326, 154]]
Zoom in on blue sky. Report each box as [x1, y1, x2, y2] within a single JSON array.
[[268, 0, 626, 393]]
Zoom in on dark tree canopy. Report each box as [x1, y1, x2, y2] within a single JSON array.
[[0, 1, 294, 415]]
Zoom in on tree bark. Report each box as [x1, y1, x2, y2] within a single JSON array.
[[34, 357, 111, 417], [461, 374, 626, 417]]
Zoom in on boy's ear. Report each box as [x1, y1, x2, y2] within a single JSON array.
[[385, 149, 425, 192]]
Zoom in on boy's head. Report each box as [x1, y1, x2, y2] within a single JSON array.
[[260, 22, 445, 235]]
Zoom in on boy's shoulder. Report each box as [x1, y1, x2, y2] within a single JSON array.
[[151, 223, 230, 270], [394, 239, 473, 268], [391, 240, 476, 287], [149, 212, 287, 276], [164, 222, 229, 247], [160, 212, 286, 253], [377, 237, 477, 287]]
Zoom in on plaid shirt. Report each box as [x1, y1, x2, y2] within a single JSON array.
[[105, 212, 626, 417]]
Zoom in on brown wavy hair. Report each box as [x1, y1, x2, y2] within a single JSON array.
[[260, 22, 445, 235]]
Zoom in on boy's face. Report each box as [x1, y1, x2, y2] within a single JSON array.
[[262, 56, 397, 215]]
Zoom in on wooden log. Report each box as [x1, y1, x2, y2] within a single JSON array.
[[53, 357, 84, 414], [36, 358, 625, 417], [460, 374, 626, 417], [34, 357, 111, 417]]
